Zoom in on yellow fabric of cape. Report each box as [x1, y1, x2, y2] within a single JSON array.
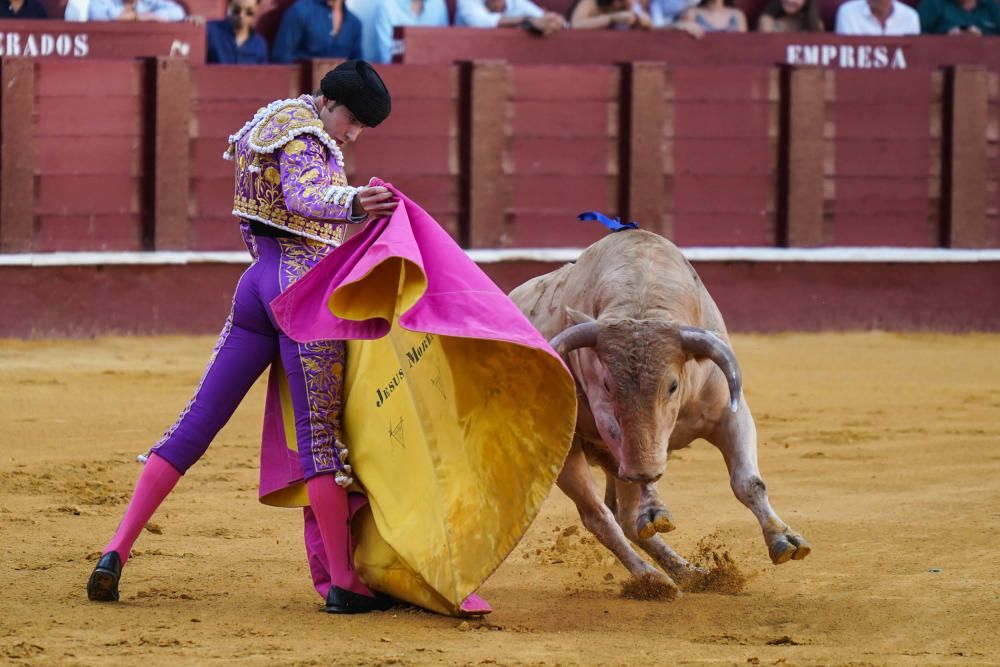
[[337, 259, 577, 616]]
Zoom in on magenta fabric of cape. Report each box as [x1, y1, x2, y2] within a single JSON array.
[[270, 179, 559, 353]]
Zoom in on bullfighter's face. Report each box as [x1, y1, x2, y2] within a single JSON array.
[[318, 98, 366, 146]]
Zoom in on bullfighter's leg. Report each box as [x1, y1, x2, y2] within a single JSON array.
[[558, 440, 680, 595], [613, 481, 701, 583], [713, 403, 811, 564]]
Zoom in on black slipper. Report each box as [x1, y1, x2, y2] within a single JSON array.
[[87, 551, 122, 602], [324, 585, 395, 614]]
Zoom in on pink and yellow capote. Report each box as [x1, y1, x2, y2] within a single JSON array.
[[262, 181, 578, 616]]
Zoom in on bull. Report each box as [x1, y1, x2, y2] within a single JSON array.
[[509, 229, 810, 596]]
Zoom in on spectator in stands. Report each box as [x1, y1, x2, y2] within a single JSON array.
[[917, 0, 1000, 34], [569, 0, 653, 29], [206, 0, 268, 64], [69, 0, 186, 21], [346, 0, 379, 63], [756, 0, 824, 30], [456, 0, 568, 34], [835, 0, 920, 33], [649, 0, 706, 36], [371, 0, 450, 64], [0, 0, 47, 18], [680, 0, 747, 30], [271, 0, 361, 63]]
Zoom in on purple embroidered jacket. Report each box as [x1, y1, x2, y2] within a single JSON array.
[[226, 95, 357, 246]]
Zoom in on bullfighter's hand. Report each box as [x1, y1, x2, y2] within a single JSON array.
[[355, 180, 398, 218]]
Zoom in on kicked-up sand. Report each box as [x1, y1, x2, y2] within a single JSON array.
[[1, 332, 998, 666]]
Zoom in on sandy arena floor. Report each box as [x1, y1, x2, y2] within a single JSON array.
[[1, 332, 998, 666]]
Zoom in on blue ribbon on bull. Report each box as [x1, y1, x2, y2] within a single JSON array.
[[577, 211, 639, 232]]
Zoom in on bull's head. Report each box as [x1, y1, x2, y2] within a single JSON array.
[[550, 308, 742, 483]]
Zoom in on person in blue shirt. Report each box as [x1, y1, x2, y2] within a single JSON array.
[[271, 0, 362, 64], [371, 0, 450, 64], [207, 0, 269, 64]]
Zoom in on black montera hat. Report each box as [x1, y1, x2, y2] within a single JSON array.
[[320, 60, 392, 128]]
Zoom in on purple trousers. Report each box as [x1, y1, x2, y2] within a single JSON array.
[[151, 224, 345, 483]]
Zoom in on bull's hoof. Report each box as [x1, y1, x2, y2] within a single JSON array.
[[637, 508, 676, 540], [769, 533, 811, 564], [620, 571, 681, 602]]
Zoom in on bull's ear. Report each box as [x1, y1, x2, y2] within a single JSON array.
[[565, 307, 596, 326]]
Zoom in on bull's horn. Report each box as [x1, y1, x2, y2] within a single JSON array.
[[549, 321, 599, 357], [679, 326, 743, 412]]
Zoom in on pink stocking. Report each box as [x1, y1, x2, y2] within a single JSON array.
[[103, 453, 181, 565], [305, 474, 373, 597]]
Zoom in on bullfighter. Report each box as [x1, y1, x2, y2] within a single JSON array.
[[86, 60, 401, 614]]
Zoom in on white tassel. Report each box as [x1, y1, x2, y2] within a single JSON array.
[[136, 452, 149, 464]]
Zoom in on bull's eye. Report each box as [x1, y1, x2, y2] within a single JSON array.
[[669, 380, 679, 395], [603, 380, 611, 394]]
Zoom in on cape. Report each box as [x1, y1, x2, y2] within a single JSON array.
[[264, 180, 578, 616]]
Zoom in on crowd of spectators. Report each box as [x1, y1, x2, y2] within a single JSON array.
[[1, 0, 997, 56]]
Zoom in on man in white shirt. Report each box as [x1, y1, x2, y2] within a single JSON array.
[[456, 0, 567, 34], [835, 0, 921, 34]]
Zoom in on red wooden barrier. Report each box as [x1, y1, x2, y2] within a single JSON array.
[[34, 60, 147, 251], [669, 66, 777, 246], [829, 69, 939, 247], [0, 20, 205, 61], [2, 57, 998, 254], [399, 28, 1000, 71]]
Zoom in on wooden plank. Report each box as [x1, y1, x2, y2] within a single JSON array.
[[188, 216, 246, 251], [468, 61, 510, 248], [628, 62, 669, 236], [35, 96, 143, 136], [368, 65, 457, 99], [672, 138, 773, 175], [511, 101, 616, 138], [669, 67, 774, 102], [36, 214, 140, 252], [1, 58, 36, 253], [829, 213, 936, 247], [352, 136, 456, 175], [192, 178, 233, 218], [831, 69, 934, 102], [192, 66, 301, 101], [154, 58, 192, 250], [672, 212, 775, 247], [946, 66, 991, 247], [509, 138, 617, 175], [672, 102, 771, 138], [35, 60, 142, 97], [782, 66, 826, 247], [835, 140, 932, 176], [36, 175, 140, 215], [672, 174, 772, 213], [36, 136, 140, 175], [510, 174, 616, 207], [505, 213, 611, 247], [511, 66, 618, 101], [832, 105, 932, 139]]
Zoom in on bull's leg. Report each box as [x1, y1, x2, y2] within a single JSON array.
[[712, 403, 811, 564], [603, 471, 617, 514], [613, 481, 702, 583], [558, 441, 680, 594]]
